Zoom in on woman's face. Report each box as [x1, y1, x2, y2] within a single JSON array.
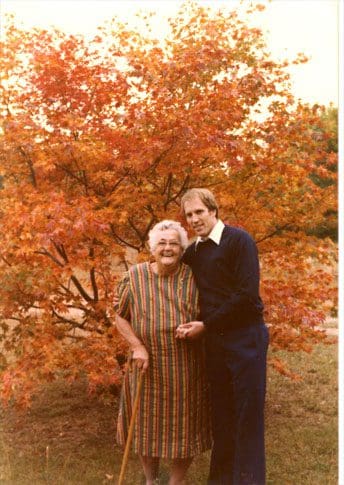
[[152, 229, 183, 272]]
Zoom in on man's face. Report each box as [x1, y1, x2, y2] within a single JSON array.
[[183, 196, 217, 238]]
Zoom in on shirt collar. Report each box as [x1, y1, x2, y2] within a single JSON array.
[[195, 219, 225, 246]]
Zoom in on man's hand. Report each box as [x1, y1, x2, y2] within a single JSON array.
[[131, 344, 149, 372], [176, 321, 205, 340]]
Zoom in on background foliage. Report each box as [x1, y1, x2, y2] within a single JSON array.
[[0, 2, 337, 404]]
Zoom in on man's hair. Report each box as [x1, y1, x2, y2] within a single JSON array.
[[180, 188, 219, 218], [148, 220, 189, 253]]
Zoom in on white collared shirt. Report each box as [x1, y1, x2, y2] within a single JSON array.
[[195, 219, 225, 246]]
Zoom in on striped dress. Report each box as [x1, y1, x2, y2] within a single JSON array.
[[116, 262, 212, 458]]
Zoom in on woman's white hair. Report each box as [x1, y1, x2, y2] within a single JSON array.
[[148, 220, 189, 253]]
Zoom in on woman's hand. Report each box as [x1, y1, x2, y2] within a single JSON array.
[[115, 314, 149, 372], [176, 321, 205, 340], [131, 344, 149, 372]]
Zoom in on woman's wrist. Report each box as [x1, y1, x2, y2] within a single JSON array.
[[131, 342, 145, 351]]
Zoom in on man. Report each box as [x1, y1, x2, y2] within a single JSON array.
[[176, 188, 269, 485]]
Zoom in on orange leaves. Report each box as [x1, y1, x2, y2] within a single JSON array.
[[0, 3, 337, 405], [268, 357, 302, 381], [260, 240, 337, 359], [0, 329, 124, 407]]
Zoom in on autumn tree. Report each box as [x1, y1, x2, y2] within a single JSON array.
[[0, 2, 337, 404], [307, 105, 337, 241]]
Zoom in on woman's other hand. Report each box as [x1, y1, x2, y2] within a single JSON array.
[[131, 344, 149, 372]]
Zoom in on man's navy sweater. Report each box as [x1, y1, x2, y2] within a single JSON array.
[[183, 225, 264, 333]]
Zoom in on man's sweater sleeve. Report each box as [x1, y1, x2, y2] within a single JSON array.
[[203, 232, 262, 330]]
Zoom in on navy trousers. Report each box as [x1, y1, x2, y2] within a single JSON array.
[[206, 324, 269, 485]]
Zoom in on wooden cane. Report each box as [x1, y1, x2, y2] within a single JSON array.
[[118, 369, 144, 485]]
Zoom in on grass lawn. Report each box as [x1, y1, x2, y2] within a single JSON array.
[[0, 341, 338, 484]]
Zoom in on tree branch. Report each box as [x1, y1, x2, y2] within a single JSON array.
[[35, 249, 65, 267], [107, 172, 130, 194], [109, 223, 141, 251], [70, 275, 93, 302], [51, 307, 87, 327], [256, 223, 294, 244], [127, 217, 145, 242], [18, 146, 37, 188], [164, 174, 190, 209], [89, 246, 99, 302], [57, 283, 74, 296], [0, 252, 12, 267], [52, 241, 69, 263], [148, 143, 175, 172]]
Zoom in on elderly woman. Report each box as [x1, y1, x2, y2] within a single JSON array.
[[115, 220, 211, 485]]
